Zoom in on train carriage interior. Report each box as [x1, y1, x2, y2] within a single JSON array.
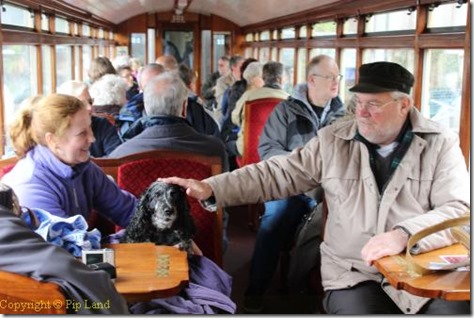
[[0, 0, 470, 315]]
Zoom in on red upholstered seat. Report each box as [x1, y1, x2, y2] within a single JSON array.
[[116, 153, 223, 266], [238, 97, 284, 167], [237, 97, 284, 230]]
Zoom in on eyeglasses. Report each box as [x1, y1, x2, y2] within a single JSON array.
[[311, 73, 343, 82], [354, 97, 399, 112]]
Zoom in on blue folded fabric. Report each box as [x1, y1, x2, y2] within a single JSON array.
[[21, 208, 102, 257]]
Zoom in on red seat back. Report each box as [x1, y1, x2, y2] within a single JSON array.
[[116, 153, 223, 266], [240, 98, 284, 166]]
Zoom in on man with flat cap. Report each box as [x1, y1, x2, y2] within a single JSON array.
[[161, 61, 470, 314]]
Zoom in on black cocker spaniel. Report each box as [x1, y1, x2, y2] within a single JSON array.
[[121, 181, 196, 253]]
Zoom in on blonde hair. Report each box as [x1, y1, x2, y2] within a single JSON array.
[[9, 94, 86, 158]]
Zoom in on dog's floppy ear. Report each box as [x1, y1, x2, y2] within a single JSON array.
[[176, 187, 196, 239], [121, 183, 155, 243]]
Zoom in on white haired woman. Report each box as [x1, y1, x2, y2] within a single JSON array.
[[89, 74, 128, 125]]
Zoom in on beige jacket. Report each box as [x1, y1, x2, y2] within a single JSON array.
[[206, 108, 470, 313], [231, 87, 289, 155]]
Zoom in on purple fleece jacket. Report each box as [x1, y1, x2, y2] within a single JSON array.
[[2, 145, 137, 228]]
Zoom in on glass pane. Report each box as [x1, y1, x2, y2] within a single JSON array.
[[281, 27, 295, 39], [162, 30, 192, 68], [213, 33, 229, 71], [311, 21, 337, 37], [2, 45, 37, 155], [271, 47, 278, 61], [147, 28, 156, 64], [42, 45, 52, 94], [56, 45, 72, 88], [260, 31, 270, 41], [244, 47, 252, 59], [427, 2, 468, 28], [309, 48, 336, 59], [340, 49, 357, 105], [362, 49, 414, 74], [41, 13, 49, 31], [279, 48, 294, 93], [74, 46, 80, 80], [343, 17, 357, 35], [259, 47, 270, 63], [296, 48, 307, 84], [99, 45, 105, 57], [365, 10, 416, 33], [299, 26, 307, 38], [83, 24, 90, 37], [131, 33, 146, 68], [1, 3, 34, 28], [98, 28, 104, 39], [272, 30, 279, 40], [245, 33, 253, 42], [55, 17, 70, 34], [421, 49, 463, 134], [82, 45, 92, 82], [253, 48, 258, 59]]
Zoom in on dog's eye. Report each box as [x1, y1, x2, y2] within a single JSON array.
[[169, 189, 179, 199]]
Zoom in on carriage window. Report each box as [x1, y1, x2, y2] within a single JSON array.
[[365, 10, 416, 33], [340, 48, 357, 105], [296, 48, 307, 85], [260, 31, 270, 41], [83, 24, 90, 37], [1, 3, 34, 28], [279, 48, 294, 93], [421, 49, 463, 134], [98, 45, 105, 57], [42, 45, 52, 94], [244, 47, 253, 59], [162, 30, 192, 68], [259, 47, 270, 63], [311, 21, 337, 37], [271, 47, 278, 61], [299, 26, 307, 38], [41, 13, 49, 32], [55, 17, 69, 34], [272, 30, 279, 40], [73, 46, 80, 80], [98, 28, 104, 39], [213, 33, 229, 71], [131, 33, 146, 68], [82, 45, 92, 82], [253, 47, 259, 60], [343, 17, 358, 35], [427, 2, 468, 28], [362, 49, 414, 74], [2, 45, 37, 155], [56, 45, 72, 88], [281, 27, 295, 39], [245, 33, 253, 42], [309, 48, 335, 60]]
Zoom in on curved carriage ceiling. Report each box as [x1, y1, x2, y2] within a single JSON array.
[[61, 0, 337, 26]]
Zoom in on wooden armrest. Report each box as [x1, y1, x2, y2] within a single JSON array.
[[0, 270, 66, 314]]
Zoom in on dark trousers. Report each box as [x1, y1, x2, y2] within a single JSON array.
[[323, 281, 470, 314]]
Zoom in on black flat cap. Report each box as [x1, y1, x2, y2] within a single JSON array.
[[349, 62, 414, 94]]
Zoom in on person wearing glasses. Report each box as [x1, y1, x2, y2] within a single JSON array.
[[238, 55, 346, 313], [161, 61, 470, 314]]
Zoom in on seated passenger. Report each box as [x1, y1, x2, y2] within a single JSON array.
[[155, 54, 179, 71], [178, 63, 220, 138], [89, 74, 128, 125], [161, 61, 470, 315], [87, 56, 116, 85], [0, 185, 129, 314], [201, 55, 230, 110], [57, 80, 122, 157], [214, 56, 244, 124], [108, 72, 228, 172], [245, 55, 345, 313], [2, 94, 137, 228], [116, 63, 165, 139], [231, 61, 289, 157], [117, 65, 140, 101]]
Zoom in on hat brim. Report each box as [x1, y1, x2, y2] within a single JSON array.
[[349, 83, 397, 93]]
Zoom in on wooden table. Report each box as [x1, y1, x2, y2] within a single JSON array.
[[105, 243, 189, 302], [374, 243, 470, 301]]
